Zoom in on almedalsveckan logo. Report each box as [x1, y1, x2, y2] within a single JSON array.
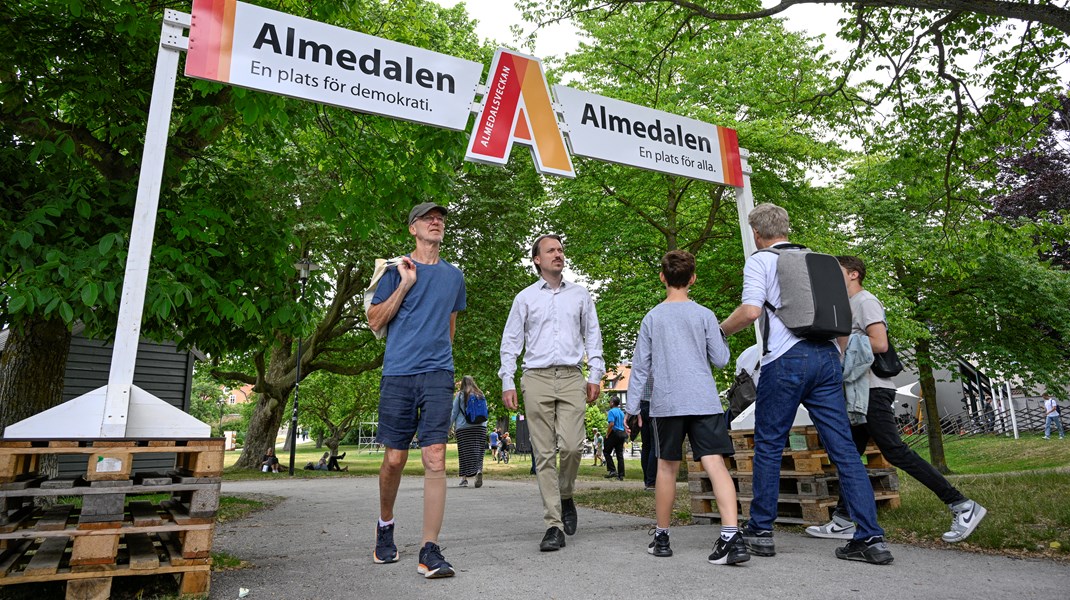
[[465, 49, 575, 178]]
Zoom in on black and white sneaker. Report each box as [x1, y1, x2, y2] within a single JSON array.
[[835, 536, 894, 565], [647, 529, 672, 557], [708, 532, 750, 565], [740, 521, 775, 557]]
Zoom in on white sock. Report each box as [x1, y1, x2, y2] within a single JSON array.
[[378, 518, 394, 527]]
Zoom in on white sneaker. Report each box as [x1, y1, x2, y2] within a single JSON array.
[[805, 514, 856, 540], [942, 499, 987, 543]]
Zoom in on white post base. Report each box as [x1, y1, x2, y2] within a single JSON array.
[[4, 385, 210, 438]]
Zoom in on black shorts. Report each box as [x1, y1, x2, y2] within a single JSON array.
[[653, 414, 734, 462]]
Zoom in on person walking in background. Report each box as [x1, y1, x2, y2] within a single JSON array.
[[451, 376, 489, 488], [489, 428, 500, 461], [367, 201, 466, 578], [719, 203, 893, 566], [627, 250, 747, 564], [603, 398, 627, 481], [804, 256, 986, 544], [1043, 392, 1065, 440], [500, 234, 605, 552]]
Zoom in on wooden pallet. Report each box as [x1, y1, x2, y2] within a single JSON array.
[[0, 439, 224, 484], [729, 444, 891, 475], [691, 427, 901, 525], [0, 531, 211, 593], [0, 439, 222, 599], [730, 425, 823, 453], [689, 469, 901, 525]]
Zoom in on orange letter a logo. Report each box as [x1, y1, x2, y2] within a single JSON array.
[[465, 49, 575, 178]]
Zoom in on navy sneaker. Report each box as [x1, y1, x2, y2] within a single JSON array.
[[418, 541, 456, 578], [373, 522, 399, 564]]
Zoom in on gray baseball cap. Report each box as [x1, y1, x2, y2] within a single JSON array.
[[408, 202, 448, 225]]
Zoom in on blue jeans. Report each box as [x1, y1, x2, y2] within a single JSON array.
[[750, 340, 885, 539], [1045, 415, 1065, 438]]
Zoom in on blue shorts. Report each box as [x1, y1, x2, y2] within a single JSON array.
[[376, 370, 454, 449]]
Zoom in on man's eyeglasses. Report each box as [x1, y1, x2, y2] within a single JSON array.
[[417, 213, 446, 224]]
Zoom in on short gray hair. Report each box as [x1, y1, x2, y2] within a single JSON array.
[[748, 203, 790, 240]]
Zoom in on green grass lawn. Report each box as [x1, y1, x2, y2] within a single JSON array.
[[221, 434, 1070, 560]]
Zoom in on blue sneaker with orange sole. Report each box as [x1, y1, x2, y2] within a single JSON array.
[[373, 523, 399, 564]]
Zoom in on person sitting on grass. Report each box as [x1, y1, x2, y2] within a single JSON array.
[[260, 448, 281, 473], [312, 451, 349, 471], [626, 250, 749, 565]]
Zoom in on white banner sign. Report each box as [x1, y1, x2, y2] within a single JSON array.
[[185, 0, 483, 130], [554, 86, 743, 187]]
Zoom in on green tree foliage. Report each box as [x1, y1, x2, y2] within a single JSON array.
[[298, 370, 380, 455], [532, 2, 858, 370], [0, 0, 511, 461], [189, 369, 229, 436]]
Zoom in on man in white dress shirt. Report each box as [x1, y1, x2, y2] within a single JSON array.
[[500, 234, 605, 552]]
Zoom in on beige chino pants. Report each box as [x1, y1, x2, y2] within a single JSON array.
[[522, 366, 587, 530]]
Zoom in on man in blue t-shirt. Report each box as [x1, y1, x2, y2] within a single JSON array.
[[367, 202, 466, 579], [603, 398, 628, 480]]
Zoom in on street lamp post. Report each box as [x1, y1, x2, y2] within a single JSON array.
[[288, 257, 320, 475]]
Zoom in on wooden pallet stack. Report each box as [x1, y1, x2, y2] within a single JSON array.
[[690, 426, 900, 526], [0, 438, 223, 599]]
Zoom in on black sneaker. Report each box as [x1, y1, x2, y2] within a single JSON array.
[[603, 471, 618, 479], [709, 532, 750, 565], [561, 498, 578, 535], [835, 536, 894, 565], [647, 529, 672, 557], [740, 521, 775, 557], [540, 527, 566, 551], [417, 542, 456, 578], [373, 522, 399, 564]]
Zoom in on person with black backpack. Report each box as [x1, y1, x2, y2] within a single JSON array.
[[450, 376, 489, 488], [803, 256, 986, 544], [719, 203, 893, 566]]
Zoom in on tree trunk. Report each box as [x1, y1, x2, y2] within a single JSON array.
[[0, 315, 72, 432], [916, 339, 951, 474], [233, 390, 290, 469], [324, 438, 339, 456]]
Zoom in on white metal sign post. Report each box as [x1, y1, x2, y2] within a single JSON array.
[[5, 7, 760, 439], [5, 10, 210, 438]]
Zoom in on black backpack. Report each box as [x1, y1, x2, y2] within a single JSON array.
[[757, 244, 852, 353]]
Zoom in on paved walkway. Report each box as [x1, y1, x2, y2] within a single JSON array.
[[211, 476, 1068, 600]]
